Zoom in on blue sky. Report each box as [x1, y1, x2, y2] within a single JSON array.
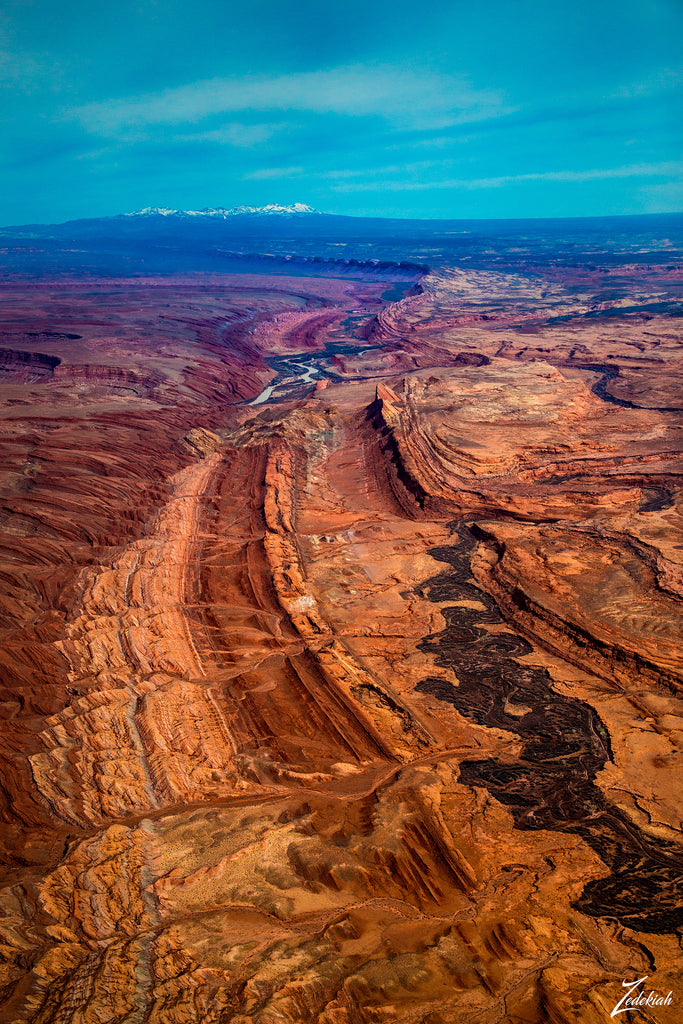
[[1, 0, 681, 223]]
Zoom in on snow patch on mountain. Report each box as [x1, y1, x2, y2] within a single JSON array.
[[126, 204, 318, 218]]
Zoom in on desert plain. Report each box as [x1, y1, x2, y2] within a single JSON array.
[[0, 251, 681, 1023]]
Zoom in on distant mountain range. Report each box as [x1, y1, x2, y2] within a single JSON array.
[[125, 204, 318, 219], [1, 205, 681, 277]]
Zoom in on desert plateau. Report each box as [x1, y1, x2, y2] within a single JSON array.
[[0, 211, 681, 1023]]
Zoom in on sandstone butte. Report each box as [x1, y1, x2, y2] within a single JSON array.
[[0, 261, 681, 1024]]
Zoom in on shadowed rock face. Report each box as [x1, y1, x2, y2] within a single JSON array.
[[0, 253, 681, 1023]]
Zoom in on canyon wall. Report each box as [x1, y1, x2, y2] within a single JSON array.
[[0, 263, 681, 1023]]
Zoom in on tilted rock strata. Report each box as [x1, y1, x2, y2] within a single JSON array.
[[0, 266, 681, 1022]]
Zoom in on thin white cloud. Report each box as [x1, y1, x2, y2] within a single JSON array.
[[245, 165, 304, 180], [611, 68, 682, 100], [176, 122, 283, 147], [327, 159, 445, 179], [71, 65, 513, 134], [637, 180, 683, 213], [0, 47, 60, 91], [331, 161, 683, 192]]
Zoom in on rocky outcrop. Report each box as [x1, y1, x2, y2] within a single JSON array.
[[0, 348, 60, 381], [0, 262, 681, 1022]]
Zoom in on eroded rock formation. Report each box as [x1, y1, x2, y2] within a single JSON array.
[[0, 260, 681, 1022]]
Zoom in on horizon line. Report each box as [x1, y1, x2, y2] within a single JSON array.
[[3, 206, 683, 231]]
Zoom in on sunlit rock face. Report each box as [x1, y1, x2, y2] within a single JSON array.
[[0, 252, 681, 1023]]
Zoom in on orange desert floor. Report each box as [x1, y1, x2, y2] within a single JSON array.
[[0, 266, 681, 1023]]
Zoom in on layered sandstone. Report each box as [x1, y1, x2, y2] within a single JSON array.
[[0, 262, 681, 1023]]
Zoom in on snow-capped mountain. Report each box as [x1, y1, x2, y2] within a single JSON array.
[[126, 204, 317, 218]]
